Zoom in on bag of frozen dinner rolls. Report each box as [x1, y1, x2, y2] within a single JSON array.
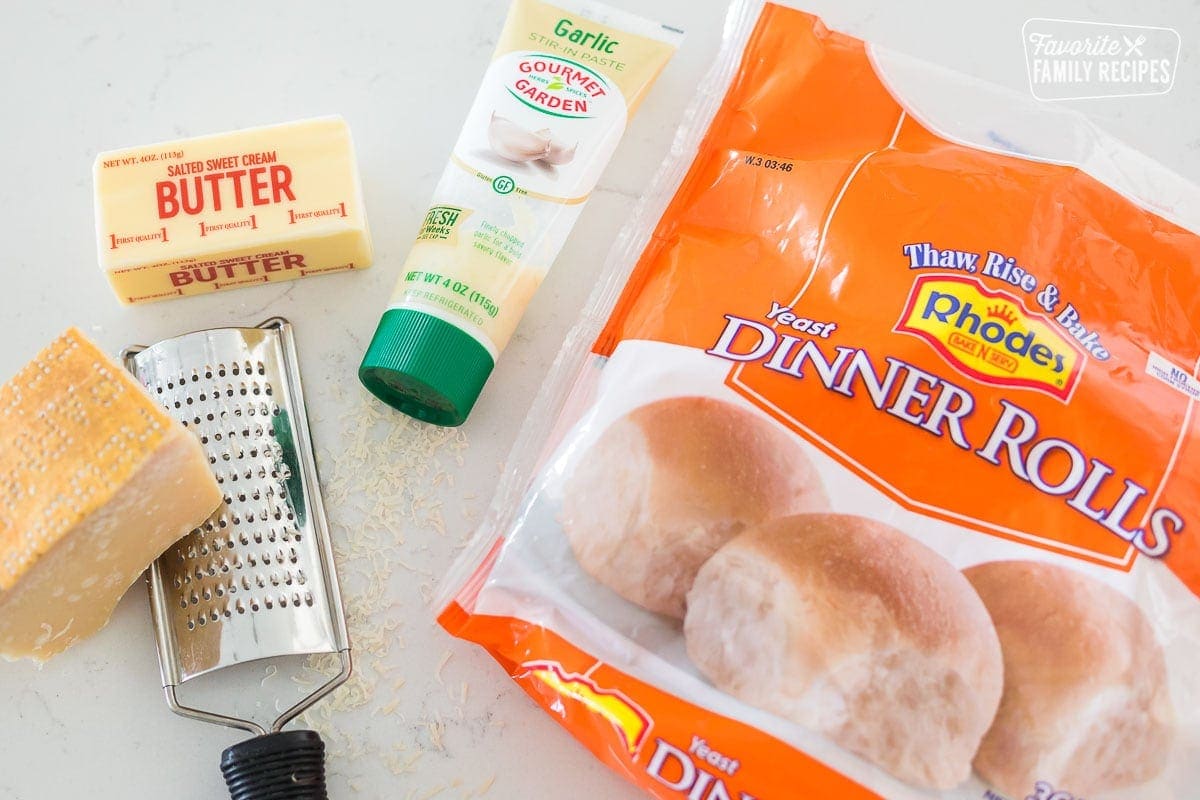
[[439, 2, 1200, 798]]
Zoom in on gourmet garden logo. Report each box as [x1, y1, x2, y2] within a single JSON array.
[[508, 54, 610, 118], [1023, 19, 1180, 100]]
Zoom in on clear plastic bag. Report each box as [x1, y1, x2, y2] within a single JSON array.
[[439, 3, 1200, 798]]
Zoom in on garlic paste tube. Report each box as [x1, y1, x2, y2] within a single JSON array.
[[360, 0, 681, 426]]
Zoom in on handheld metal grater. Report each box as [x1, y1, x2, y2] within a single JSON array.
[[123, 318, 351, 800]]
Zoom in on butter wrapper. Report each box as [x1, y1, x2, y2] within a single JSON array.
[[93, 116, 372, 304]]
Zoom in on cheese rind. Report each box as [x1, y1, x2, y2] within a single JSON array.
[[93, 116, 372, 304], [0, 328, 221, 659]]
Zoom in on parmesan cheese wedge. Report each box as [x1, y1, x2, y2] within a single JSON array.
[[0, 328, 221, 660]]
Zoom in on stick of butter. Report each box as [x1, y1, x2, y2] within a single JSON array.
[[0, 328, 221, 660], [93, 116, 372, 304]]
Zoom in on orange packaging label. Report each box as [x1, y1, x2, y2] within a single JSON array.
[[596, 9, 1200, 588], [440, 604, 880, 800]]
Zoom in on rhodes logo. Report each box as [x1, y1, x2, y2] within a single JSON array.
[[522, 661, 653, 755], [896, 274, 1085, 401]]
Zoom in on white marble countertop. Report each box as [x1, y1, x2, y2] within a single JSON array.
[[0, 1, 1196, 798]]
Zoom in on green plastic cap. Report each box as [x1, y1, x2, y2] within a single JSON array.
[[359, 308, 495, 427]]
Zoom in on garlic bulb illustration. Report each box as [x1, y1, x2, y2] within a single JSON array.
[[488, 114, 551, 163], [488, 114, 578, 166], [545, 142, 577, 165], [536, 129, 577, 165]]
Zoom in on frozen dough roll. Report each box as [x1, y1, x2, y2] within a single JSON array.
[[964, 560, 1174, 798], [560, 396, 826, 618], [684, 513, 1003, 789]]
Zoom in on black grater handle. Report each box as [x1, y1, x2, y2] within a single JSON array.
[[220, 729, 329, 800]]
